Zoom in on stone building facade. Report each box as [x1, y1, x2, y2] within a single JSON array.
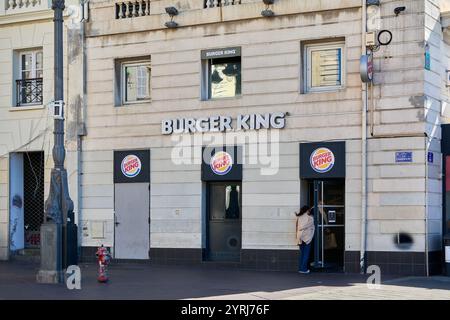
[[1, 0, 450, 276]]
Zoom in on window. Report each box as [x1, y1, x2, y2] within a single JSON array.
[[208, 57, 241, 99], [16, 50, 43, 106], [201, 47, 241, 100], [121, 61, 151, 104], [304, 42, 345, 93]]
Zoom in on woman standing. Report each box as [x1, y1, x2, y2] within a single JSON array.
[[296, 206, 315, 274]]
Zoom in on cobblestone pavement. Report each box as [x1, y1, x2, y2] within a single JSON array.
[[0, 261, 448, 300]]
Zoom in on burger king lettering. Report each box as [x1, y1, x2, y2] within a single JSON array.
[[121, 155, 142, 178], [310, 148, 335, 173]]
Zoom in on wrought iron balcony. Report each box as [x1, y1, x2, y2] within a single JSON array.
[[16, 78, 43, 106]]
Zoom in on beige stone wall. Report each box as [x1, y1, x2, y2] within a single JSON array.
[[425, 0, 450, 252], [80, 0, 436, 257], [2, 0, 448, 261], [0, 4, 82, 260]]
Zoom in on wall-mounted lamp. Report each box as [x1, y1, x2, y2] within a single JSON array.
[[261, 0, 275, 17], [165, 6, 179, 28], [394, 6, 406, 16]]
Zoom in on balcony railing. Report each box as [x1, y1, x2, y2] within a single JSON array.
[[16, 78, 43, 106], [204, 0, 242, 8], [4, 0, 49, 14], [115, 1, 151, 19]]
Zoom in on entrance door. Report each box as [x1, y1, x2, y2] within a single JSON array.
[[114, 183, 150, 259], [309, 180, 345, 270], [9, 152, 44, 253], [206, 182, 242, 262]]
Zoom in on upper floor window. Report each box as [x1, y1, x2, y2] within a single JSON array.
[[304, 41, 345, 93], [16, 50, 43, 106], [120, 60, 151, 105], [201, 47, 241, 100]]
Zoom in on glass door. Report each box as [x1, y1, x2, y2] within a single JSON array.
[[206, 182, 242, 262], [309, 180, 345, 270]]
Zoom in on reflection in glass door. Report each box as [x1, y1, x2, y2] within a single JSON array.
[[206, 182, 242, 262], [309, 180, 345, 270]]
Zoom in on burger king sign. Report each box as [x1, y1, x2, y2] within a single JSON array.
[[310, 148, 335, 173], [121, 155, 142, 178], [210, 151, 233, 175]]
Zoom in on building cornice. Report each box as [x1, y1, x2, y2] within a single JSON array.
[[0, 9, 53, 25], [85, 0, 362, 38]]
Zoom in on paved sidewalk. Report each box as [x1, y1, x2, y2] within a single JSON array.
[[0, 261, 448, 300]]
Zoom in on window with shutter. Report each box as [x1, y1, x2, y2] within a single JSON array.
[[304, 42, 345, 93]]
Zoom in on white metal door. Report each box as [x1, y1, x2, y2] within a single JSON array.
[[114, 182, 150, 259], [9, 153, 24, 251]]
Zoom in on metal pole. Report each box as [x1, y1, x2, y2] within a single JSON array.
[[314, 180, 320, 268], [360, 0, 368, 275], [321, 181, 324, 267], [37, 0, 74, 284]]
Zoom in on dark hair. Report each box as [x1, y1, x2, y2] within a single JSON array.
[[296, 205, 310, 217]]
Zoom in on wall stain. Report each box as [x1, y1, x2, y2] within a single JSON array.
[[67, 95, 83, 141], [409, 95, 425, 108], [68, 28, 82, 64]]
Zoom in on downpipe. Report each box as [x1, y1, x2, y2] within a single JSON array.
[[360, 0, 368, 274]]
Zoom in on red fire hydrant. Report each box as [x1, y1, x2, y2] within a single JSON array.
[[95, 245, 111, 283]]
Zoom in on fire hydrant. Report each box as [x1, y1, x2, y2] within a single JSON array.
[[95, 245, 111, 283]]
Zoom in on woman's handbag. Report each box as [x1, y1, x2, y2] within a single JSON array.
[[324, 230, 338, 250]]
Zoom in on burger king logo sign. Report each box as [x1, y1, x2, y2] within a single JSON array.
[[121, 155, 142, 178], [310, 148, 335, 173], [210, 151, 233, 175]]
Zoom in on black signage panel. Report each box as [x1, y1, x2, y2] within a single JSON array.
[[442, 124, 450, 156], [201, 146, 242, 181], [114, 150, 150, 183], [300, 141, 345, 179], [201, 47, 241, 60]]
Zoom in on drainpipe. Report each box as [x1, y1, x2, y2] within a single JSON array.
[[77, 0, 88, 260], [360, 0, 368, 274], [425, 134, 429, 276]]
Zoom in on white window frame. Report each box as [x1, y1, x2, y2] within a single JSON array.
[[121, 60, 151, 105], [304, 42, 345, 93], [20, 50, 43, 80]]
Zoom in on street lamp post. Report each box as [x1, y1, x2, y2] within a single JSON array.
[[37, 0, 75, 284]]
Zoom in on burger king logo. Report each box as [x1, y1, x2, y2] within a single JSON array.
[[210, 151, 233, 175], [121, 155, 142, 178], [310, 148, 335, 173]]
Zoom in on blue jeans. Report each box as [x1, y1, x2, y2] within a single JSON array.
[[298, 241, 311, 272]]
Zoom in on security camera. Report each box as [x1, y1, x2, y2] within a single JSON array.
[[394, 6, 406, 16]]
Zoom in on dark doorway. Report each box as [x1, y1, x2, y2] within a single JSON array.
[[206, 182, 242, 262], [307, 179, 345, 271], [23, 151, 45, 248]]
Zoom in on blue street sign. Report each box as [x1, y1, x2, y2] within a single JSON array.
[[396, 152, 413, 163], [428, 152, 433, 163]]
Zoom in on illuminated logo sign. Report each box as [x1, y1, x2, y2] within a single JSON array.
[[121, 155, 142, 178], [210, 151, 233, 175], [310, 148, 335, 173]]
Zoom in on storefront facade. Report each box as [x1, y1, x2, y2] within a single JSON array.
[[2, 0, 450, 276]]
